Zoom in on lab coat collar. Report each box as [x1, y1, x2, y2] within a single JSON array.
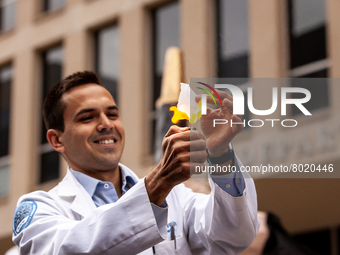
[[57, 168, 96, 218], [56, 164, 140, 218]]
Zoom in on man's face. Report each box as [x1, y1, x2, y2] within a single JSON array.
[[58, 84, 125, 174]]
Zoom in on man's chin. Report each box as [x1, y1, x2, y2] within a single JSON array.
[[97, 158, 121, 169]]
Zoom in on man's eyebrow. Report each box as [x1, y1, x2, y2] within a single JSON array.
[[74, 105, 119, 118], [74, 108, 96, 118], [108, 105, 119, 111]]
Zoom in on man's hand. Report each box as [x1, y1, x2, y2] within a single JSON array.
[[196, 90, 244, 158], [145, 126, 207, 206]]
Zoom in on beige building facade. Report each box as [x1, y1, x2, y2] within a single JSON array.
[[0, 0, 339, 253]]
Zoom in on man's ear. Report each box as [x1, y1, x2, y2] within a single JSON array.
[[46, 129, 65, 153]]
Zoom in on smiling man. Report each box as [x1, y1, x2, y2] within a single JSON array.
[[48, 83, 125, 194], [13, 71, 259, 254]]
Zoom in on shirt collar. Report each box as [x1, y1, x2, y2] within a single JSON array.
[[70, 169, 99, 198], [120, 165, 137, 192], [70, 165, 137, 198]]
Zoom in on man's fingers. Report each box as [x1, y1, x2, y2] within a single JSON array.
[[176, 149, 207, 163], [164, 125, 191, 138], [190, 139, 206, 151], [190, 149, 207, 163], [164, 125, 181, 138], [222, 98, 233, 111], [232, 114, 244, 127], [214, 89, 233, 103], [164, 129, 205, 144], [195, 89, 233, 107], [195, 94, 219, 106], [164, 139, 206, 159]]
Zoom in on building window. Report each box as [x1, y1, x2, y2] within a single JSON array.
[[0, 0, 16, 32], [289, 0, 327, 70], [217, 0, 249, 79], [216, 0, 250, 125], [152, 1, 180, 153], [0, 64, 12, 197], [288, 0, 329, 115], [40, 45, 63, 183], [94, 24, 120, 104], [43, 0, 65, 12]]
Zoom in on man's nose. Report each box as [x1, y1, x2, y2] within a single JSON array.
[[97, 114, 113, 131]]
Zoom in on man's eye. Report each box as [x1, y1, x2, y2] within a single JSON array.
[[80, 116, 93, 121], [108, 113, 118, 118]]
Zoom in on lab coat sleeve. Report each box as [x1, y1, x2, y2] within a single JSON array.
[[13, 178, 166, 255], [179, 158, 260, 254]]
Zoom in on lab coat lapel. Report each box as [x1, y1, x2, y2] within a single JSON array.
[[57, 169, 96, 218]]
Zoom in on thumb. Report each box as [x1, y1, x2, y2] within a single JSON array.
[[164, 125, 189, 138]]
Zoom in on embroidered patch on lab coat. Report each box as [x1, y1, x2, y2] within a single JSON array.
[[13, 200, 37, 236]]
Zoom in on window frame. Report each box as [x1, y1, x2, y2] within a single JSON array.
[[0, 0, 16, 32], [0, 63, 13, 198], [38, 44, 64, 184], [94, 23, 120, 105], [216, 0, 250, 79], [42, 0, 65, 13], [150, 1, 180, 155], [287, 0, 330, 116]]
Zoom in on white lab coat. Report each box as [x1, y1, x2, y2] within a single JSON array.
[[13, 163, 259, 255]]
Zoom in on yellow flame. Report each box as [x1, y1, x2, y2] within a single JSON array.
[[169, 101, 202, 124], [170, 106, 190, 123]]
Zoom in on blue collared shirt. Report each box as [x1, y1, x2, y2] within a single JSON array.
[[71, 167, 136, 207], [211, 170, 245, 197], [71, 158, 245, 210], [70, 165, 168, 224], [210, 156, 246, 197]]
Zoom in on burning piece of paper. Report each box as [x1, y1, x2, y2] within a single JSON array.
[[170, 83, 202, 124]]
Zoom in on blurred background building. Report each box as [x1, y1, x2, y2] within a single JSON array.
[[0, 0, 339, 254]]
